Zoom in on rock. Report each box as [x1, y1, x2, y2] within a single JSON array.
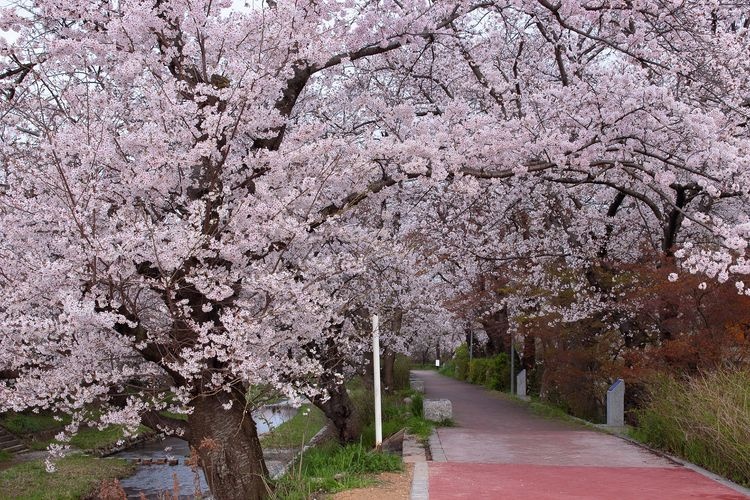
[[168, 458, 179, 466], [410, 379, 425, 393], [334, 472, 346, 480], [403, 396, 413, 405], [423, 399, 452, 422]]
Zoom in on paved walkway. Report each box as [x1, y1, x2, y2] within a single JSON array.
[[414, 370, 749, 500]]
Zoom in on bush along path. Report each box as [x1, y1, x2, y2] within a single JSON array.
[[415, 370, 750, 500]]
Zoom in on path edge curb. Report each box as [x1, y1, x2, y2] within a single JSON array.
[[410, 461, 429, 500]]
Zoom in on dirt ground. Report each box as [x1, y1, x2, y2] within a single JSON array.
[[330, 464, 413, 500]]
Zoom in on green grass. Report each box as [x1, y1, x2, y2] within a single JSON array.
[[260, 405, 327, 449], [68, 424, 150, 451], [528, 399, 576, 422], [23, 424, 150, 452], [246, 385, 284, 408], [1, 412, 149, 452], [0, 450, 11, 464], [0, 454, 134, 499], [0, 413, 69, 436], [272, 441, 402, 499], [270, 381, 433, 499], [159, 410, 188, 421], [630, 369, 750, 486]]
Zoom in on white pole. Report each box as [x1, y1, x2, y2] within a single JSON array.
[[510, 335, 515, 395], [372, 314, 383, 449]]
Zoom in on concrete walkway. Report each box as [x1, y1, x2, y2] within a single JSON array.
[[414, 370, 749, 500]]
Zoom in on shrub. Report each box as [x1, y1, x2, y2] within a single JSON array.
[[632, 369, 750, 486], [454, 344, 470, 380], [410, 393, 423, 418], [393, 355, 411, 391], [468, 358, 488, 385], [485, 354, 510, 391], [438, 360, 456, 378]]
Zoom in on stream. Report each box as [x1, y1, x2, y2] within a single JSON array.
[[113, 404, 297, 499]]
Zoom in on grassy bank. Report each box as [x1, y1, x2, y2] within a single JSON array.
[[272, 441, 402, 499], [630, 369, 750, 486], [0, 455, 134, 499], [1, 411, 150, 452], [271, 372, 432, 499], [261, 405, 328, 449]]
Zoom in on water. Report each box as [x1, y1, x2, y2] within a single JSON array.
[[115, 405, 297, 499]]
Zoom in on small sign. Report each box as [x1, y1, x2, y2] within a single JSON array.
[[435, 359, 441, 367]]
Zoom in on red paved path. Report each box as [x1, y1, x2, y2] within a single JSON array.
[[415, 370, 748, 499]]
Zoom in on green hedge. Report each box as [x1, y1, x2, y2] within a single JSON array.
[[486, 354, 511, 391], [454, 344, 470, 380], [442, 344, 511, 392], [467, 354, 510, 391]]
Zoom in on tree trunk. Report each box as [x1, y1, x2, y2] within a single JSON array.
[[382, 347, 396, 393], [482, 309, 509, 356], [382, 309, 402, 392], [522, 335, 536, 371], [312, 382, 362, 443], [188, 392, 269, 500]]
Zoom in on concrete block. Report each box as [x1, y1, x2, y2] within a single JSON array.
[[410, 379, 425, 393], [607, 378, 625, 427], [402, 433, 426, 463], [516, 369, 529, 400], [423, 398, 452, 422]]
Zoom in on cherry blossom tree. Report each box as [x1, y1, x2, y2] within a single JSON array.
[[0, 1, 499, 497], [2, 1, 750, 498]]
